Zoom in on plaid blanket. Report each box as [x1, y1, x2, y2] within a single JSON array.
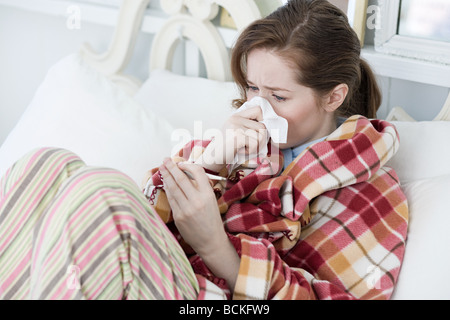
[[142, 115, 408, 300]]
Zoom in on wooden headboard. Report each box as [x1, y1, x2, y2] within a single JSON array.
[[79, 0, 283, 95], [79, 0, 450, 122]]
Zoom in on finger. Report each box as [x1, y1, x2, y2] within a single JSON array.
[[235, 117, 266, 132], [236, 136, 260, 156], [242, 128, 267, 153], [161, 164, 202, 224], [245, 135, 260, 155], [235, 106, 263, 122], [242, 128, 260, 140], [256, 128, 268, 149], [164, 187, 183, 215], [177, 163, 211, 192], [163, 158, 199, 197], [231, 108, 265, 131], [159, 165, 185, 211]]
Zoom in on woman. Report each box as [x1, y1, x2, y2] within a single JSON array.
[[153, 0, 407, 299], [0, 0, 408, 300]]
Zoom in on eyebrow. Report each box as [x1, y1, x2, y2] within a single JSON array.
[[247, 80, 292, 92]]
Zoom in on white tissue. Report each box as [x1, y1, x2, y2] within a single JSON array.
[[234, 96, 288, 143], [231, 96, 288, 167]]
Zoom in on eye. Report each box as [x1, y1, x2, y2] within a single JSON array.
[[273, 94, 286, 102], [246, 85, 259, 92]]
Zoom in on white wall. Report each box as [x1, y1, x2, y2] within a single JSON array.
[[0, 0, 449, 146], [0, 2, 155, 146], [0, 5, 110, 145], [377, 77, 449, 120]]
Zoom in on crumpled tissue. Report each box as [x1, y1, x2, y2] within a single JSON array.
[[231, 96, 288, 167]]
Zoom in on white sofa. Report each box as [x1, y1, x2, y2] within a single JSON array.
[[1, 54, 449, 299]]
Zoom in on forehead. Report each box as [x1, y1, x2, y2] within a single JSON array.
[[246, 49, 298, 85]]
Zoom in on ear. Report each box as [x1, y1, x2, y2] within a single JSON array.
[[323, 84, 349, 113]]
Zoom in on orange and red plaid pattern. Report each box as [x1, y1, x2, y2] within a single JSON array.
[[142, 115, 408, 300]]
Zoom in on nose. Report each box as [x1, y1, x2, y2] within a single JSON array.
[[246, 86, 270, 101], [256, 90, 271, 101]]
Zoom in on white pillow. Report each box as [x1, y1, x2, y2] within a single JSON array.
[[0, 54, 176, 186], [134, 69, 238, 142], [391, 174, 450, 300], [387, 121, 450, 183]]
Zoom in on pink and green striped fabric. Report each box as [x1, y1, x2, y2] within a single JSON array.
[[0, 148, 198, 300]]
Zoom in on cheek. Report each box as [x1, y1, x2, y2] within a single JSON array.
[[279, 105, 319, 138], [276, 98, 321, 125], [246, 91, 257, 101], [273, 104, 307, 125]]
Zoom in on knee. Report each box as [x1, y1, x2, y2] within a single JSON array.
[[1, 147, 85, 198], [15, 147, 84, 172]]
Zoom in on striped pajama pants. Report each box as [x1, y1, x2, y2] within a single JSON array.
[[0, 148, 199, 300]]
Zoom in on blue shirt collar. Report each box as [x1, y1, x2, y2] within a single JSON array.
[[281, 116, 347, 169], [282, 136, 327, 169]]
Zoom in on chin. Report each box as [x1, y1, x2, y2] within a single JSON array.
[[273, 142, 289, 150]]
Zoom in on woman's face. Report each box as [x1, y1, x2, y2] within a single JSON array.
[[246, 48, 336, 149]]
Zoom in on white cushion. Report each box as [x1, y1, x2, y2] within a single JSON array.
[[0, 54, 176, 186], [387, 121, 450, 183], [387, 121, 450, 299], [134, 69, 238, 140], [391, 174, 450, 300]]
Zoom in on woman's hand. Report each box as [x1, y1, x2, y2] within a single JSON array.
[[224, 106, 268, 158], [160, 158, 240, 290], [196, 106, 267, 173], [160, 159, 224, 255]]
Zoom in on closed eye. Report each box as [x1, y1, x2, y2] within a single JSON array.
[[273, 94, 286, 102], [247, 85, 259, 92]]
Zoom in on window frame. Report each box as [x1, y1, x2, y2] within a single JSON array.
[[374, 0, 450, 66]]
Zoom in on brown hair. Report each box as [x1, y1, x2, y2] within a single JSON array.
[[230, 0, 381, 119]]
